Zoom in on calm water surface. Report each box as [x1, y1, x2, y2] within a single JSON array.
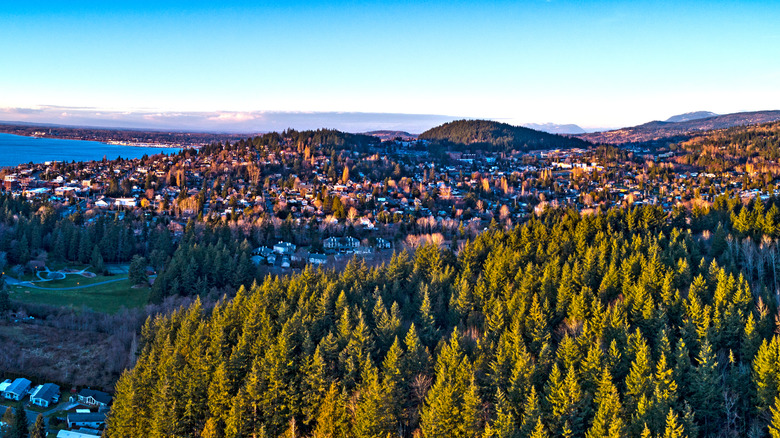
[[0, 133, 182, 167]]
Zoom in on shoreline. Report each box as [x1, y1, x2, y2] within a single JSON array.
[[1, 131, 190, 149]]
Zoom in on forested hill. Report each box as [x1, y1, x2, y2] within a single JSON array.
[[199, 128, 380, 155], [418, 119, 590, 152], [107, 198, 780, 438]]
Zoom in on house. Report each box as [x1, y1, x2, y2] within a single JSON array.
[[94, 198, 111, 209], [375, 238, 391, 249], [323, 236, 361, 253], [57, 431, 102, 438], [114, 198, 137, 208], [2, 378, 31, 401], [55, 186, 78, 197], [273, 241, 296, 255], [308, 254, 327, 265], [0, 380, 9, 392], [29, 383, 60, 407], [251, 246, 276, 265], [67, 412, 107, 429], [73, 389, 112, 407], [280, 256, 291, 269]]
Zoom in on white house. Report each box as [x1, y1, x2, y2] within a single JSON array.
[[2, 378, 31, 401], [72, 388, 112, 407], [375, 238, 391, 249], [273, 242, 296, 255], [57, 431, 102, 438], [308, 254, 327, 265], [323, 236, 361, 253], [67, 412, 107, 429], [29, 383, 60, 407], [115, 197, 137, 208]]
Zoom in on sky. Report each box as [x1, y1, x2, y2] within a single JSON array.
[[2, 0, 780, 133]]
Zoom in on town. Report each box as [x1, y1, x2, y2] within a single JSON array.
[[2, 120, 780, 437], [1, 127, 776, 273]]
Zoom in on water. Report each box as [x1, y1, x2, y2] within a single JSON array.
[[0, 133, 182, 168]]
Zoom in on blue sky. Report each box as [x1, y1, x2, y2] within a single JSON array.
[[2, 0, 780, 132]]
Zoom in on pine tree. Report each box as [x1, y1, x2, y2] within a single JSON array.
[[769, 396, 780, 438], [529, 418, 549, 438], [586, 369, 624, 438], [201, 418, 223, 438], [651, 353, 678, 433], [520, 386, 542, 438], [545, 364, 583, 436], [1, 407, 14, 437], [13, 404, 28, 438], [354, 358, 387, 438], [313, 383, 350, 438], [30, 415, 45, 438], [662, 409, 686, 438], [692, 339, 720, 435]]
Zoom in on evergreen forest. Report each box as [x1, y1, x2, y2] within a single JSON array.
[[106, 199, 780, 438]]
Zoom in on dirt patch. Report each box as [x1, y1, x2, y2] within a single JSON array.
[[0, 323, 125, 391]]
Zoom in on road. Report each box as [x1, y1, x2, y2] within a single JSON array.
[[22, 401, 78, 429]]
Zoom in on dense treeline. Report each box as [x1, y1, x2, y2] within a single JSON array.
[[107, 202, 780, 438], [0, 193, 171, 271], [418, 120, 590, 152], [149, 222, 259, 302], [199, 129, 380, 157]]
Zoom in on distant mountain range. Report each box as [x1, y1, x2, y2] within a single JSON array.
[[418, 119, 590, 151], [664, 111, 719, 123], [522, 123, 587, 135], [577, 110, 780, 145]]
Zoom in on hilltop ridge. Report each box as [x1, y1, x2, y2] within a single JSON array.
[[419, 119, 590, 151], [577, 110, 780, 145]]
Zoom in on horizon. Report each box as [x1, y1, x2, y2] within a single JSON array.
[[3, 1, 780, 132]]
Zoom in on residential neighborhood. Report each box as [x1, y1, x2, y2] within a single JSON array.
[[0, 378, 111, 437]]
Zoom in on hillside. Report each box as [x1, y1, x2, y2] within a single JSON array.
[[105, 204, 780, 438], [419, 119, 590, 151], [578, 110, 780, 145], [672, 120, 780, 172]]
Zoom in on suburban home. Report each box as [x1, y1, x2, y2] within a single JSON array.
[[308, 253, 327, 265], [67, 412, 107, 429], [29, 383, 60, 407], [375, 238, 391, 249], [57, 431, 102, 438], [73, 389, 112, 407], [2, 378, 31, 401], [114, 197, 137, 208], [323, 236, 360, 253], [273, 241, 296, 255], [94, 198, 111, 209]]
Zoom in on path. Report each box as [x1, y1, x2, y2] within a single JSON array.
[[7, 276, 129, 291]]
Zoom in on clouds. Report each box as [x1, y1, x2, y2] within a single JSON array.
[[0, 106, 458, 134]]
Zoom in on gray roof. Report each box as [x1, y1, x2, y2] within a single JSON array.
[[67, 412, 106, 423], [78, 388, 112, 405], [31, 383, 60, 402], [6, 378, 31, 395]]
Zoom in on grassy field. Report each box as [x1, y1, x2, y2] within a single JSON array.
[[9, 280, 150, 313]]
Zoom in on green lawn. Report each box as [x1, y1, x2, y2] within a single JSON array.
[[9, 281, 150, 313], [28, 273, 115, 289]]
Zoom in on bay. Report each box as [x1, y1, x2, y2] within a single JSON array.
[[0, 133, 182, 168]]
